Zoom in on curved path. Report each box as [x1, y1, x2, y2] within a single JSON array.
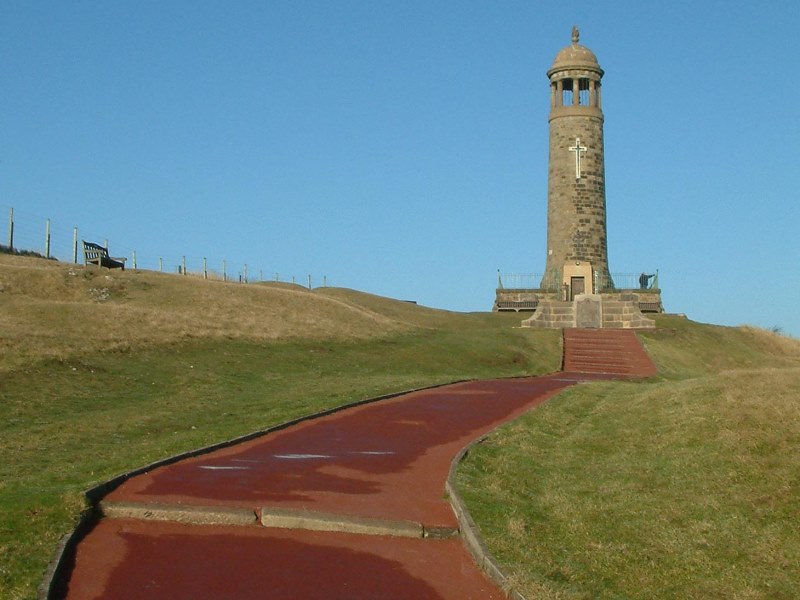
[[56, 330, 656, 599]]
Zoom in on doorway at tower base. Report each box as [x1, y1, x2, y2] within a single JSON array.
[[520, 294, 656, 329]]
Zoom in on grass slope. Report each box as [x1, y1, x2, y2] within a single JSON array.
[[456, 315, 800, 599], [0, 255, 560, 599], [4, 255, 799, 599]]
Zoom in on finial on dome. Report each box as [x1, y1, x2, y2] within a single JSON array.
[[571, 26, 579, 45]]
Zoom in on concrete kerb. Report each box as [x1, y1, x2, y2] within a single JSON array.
[[258, 507, 431, 538], [99, 501, 258, 527], [445, 442, 528, 600], [38, 380, 467, 600]]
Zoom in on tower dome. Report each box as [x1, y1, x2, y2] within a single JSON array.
[[547, 27, 603, 77]]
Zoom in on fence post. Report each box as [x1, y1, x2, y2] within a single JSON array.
[[222, 260, 227, 282], [307, 274, 311, 290], [132, 250, 137, 270], [7, 208, 14, 250], [45, 219, 51, 259], [72, 228, 78, 263], [182, 256, 187, 275], [323, 275, 327, 287], [243, 264, 248, 283], [158, 258, 163, 272], [203, 257, 208, 279]]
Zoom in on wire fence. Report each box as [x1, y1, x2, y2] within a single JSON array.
[[2, 205, 330, 288]]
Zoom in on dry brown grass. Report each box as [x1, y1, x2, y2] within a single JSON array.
[[0, 254, 416, 372], [640, 316, 800, 380], [739, 324, 800, 356]]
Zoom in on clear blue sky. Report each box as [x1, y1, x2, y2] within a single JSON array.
[[2, 1, 798, 337]]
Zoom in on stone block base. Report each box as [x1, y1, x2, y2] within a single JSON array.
[[520, 300, 575, 327], [497, 288, 663, 314], [521, 294, 655, 329]]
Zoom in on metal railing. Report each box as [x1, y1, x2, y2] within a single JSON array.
[[496, 271, 565, 292], [498, 270, 659, 291], [496, 272, 543, 290], [608, 272, 659, 290]]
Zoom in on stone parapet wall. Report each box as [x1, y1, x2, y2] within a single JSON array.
[[603, 289, 663, 313], [519, 294, 655, 329], [601, 299, 655, 329], [520, 301, 575, 328], [496, 288, 663, 314], [494, 289, 561, 312]]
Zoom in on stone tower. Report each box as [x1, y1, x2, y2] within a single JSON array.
[[542, 27, 612, 297], [498, 28, 660, 327]]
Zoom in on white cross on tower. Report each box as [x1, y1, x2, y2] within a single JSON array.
[[569, 138, 587, 180]]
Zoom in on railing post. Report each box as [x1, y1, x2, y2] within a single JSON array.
[[44, 219, 51, 259], [7, 208, 14, 250]]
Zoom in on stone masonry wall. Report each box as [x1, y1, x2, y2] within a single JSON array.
[[520, 294, 656, 329], [543, 112, 610, 288]]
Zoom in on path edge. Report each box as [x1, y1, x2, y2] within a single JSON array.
[[38, 380, 466, 600], [446, 442, 528, 600]]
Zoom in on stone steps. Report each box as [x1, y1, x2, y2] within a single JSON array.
[[562, 328, 658, 377]]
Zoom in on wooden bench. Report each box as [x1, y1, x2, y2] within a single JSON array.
[[638, 301, 662, 313], [82, 241, 126, 270], [496, 300, 539, 312]]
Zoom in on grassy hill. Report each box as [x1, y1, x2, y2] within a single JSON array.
[[0, 254, 560, 599], [1, 253, 799, 599], [456, 317, 800, 599]]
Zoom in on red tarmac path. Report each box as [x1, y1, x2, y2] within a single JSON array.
[[57, 330, 657, 599]]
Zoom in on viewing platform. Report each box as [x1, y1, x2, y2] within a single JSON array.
[[493, 272, 663, 315]]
